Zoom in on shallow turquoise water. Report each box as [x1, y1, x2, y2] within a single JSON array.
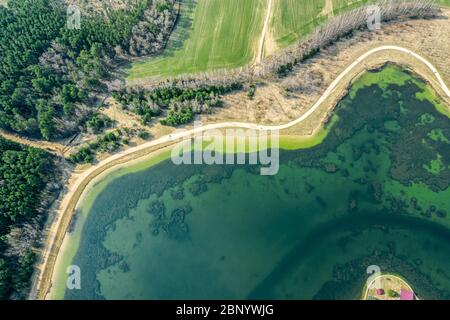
[[64, 66, 450, 299]]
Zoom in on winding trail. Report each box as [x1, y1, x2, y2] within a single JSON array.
[[35, 45, 450, 299], [0, 129, 66, 155], [255, 0, 273, 64]]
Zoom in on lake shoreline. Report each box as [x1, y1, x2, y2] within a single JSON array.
[[33, 48, 450, 300]]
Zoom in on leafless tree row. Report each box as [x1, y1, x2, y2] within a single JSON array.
[[260, 0, 439, 76], [143, 0, 440, 93]]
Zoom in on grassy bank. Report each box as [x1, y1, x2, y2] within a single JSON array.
[[51, 64, 450, 300], [46, 62, 450, 299], [47, 129, 336, 299], [47, 113, 344, 299]]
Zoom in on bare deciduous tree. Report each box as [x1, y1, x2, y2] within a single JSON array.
[[129, 0, 178, 57], [140, 0, 439, 93]]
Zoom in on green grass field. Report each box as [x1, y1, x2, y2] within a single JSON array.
[[271, 0, 375, 48], [128, 0, 266, 80], [128, 0, 450, 80], [272, 0, 450, 47]]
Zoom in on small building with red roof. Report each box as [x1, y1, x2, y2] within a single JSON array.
[[400, 289, 415, 300], [376, 289, 385, 296]]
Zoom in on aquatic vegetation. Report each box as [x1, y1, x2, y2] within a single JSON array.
[[60, 66, 450, 300]]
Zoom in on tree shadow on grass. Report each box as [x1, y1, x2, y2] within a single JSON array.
[[158, 0, 197, 59], [119, 0, 197, 79]]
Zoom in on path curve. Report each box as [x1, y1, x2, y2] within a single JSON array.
[[0, 129, 66, 155], [35, 45, 450, 299], [364, 274, 417, 300]]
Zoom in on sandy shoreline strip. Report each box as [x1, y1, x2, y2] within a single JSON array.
[[32, 45, 450, 300]]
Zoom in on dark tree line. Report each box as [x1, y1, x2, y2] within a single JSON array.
[[0, 137, 57, 299], [0, 0, 65, 138], [0, 0, 178, 140], [113, 82, 243, 126], [68, 127, 148, 164]]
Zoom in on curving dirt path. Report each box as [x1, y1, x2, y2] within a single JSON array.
[[0, 129, 67, 155], [34, 45, 450, 300], [364, 274, 417, 300]]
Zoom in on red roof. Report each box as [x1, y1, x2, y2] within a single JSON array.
[[400, 289, 414, 300]]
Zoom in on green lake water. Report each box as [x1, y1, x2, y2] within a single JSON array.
[[61, 65, 450, 300]]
